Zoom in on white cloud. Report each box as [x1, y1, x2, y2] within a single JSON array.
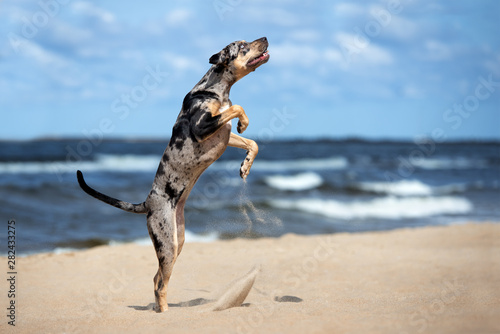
[[270, 42, 344, 70], [18, 40, 84, 88], [384, 16, 419, 40], [51, 20, 93, 44], [241, 7, 301, 27], [324, 48, 343, 63], [333, 2, 365, 17], [422, 40, 452, 61], [20, 40, 66, 66], [165, 8, 193, 26], [334, 32, 394, 67], [271, 43, 319, 67], [72, 1, 115, 24], [363, 44, 393, 65], [289, 29, 322, 42], [162, 52, 204, 73]]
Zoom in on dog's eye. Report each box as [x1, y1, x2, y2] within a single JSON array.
[[239, 44, 245, 50]]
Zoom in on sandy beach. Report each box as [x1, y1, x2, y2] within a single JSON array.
[[2, 222, 499, 334]]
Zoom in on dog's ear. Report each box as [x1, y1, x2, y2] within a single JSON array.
[[209, 53, 221, 65], [209, 48, 228, 65], [209, 52, 224, 65]]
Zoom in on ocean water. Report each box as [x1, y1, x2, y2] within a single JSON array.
[[0, 139, 498, 255]]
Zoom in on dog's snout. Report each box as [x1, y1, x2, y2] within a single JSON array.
[[253, 37, 268, 52], [252, 37, 268, 46]]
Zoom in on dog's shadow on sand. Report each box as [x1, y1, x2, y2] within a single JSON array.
[[129, 298, 214, 311]]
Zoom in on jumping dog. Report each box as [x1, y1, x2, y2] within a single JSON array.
[[77, 37, 270, 312]]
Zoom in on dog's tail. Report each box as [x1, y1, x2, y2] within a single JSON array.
[[76, 170, 148, 214]]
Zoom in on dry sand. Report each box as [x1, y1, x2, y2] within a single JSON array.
[[2, 223, 499, 334]]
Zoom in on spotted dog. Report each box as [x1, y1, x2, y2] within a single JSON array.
[[76, 37, 270, 312]]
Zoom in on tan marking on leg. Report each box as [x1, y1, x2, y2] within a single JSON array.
[[228, 132, 259, 179], [217, 105, 248, 133], [207, 100, 222, 116]]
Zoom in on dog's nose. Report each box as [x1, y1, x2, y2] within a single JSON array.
[[257, 37, 267, 43]]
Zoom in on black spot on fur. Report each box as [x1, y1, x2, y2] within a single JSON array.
[[156, 164, 165, 176], [164, 181, 179, 199], [178, 90, 225, 143], [169, 119, 190, 150], [213, 64, 225, 73], [198, 76, 208, 86], [206, 70, 224, 87], [174, 138, 184, 150], [164, 181, 185, 206], [182, 91, 219, 111], [150, 231, 164, 253], [190, 111, 222, 142], [147, 211, 153, 219]]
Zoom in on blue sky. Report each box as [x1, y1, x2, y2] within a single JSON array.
[[1, 0, 499, 140]]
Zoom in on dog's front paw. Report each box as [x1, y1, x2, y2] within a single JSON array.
[[237, 114, 249, 134], [239, 141, 258, 179], [240, 156, 253, 180]]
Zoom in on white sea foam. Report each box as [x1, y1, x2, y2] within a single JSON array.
[[93, 154, 160, 172], [52, 247, 81, 255], [264, 172, 324, 191], [412, 157, 488, 170], [270, 196, 473, 220], [357, 180, 433, 196], [0, 154, 160, 174], [357, 180, 469, 196]]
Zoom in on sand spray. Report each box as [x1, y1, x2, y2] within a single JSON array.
[[239, 179, 282, 235], [209, 180, 282, 311]]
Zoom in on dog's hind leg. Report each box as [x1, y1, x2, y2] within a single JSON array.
[[147, 208, 178, 312]]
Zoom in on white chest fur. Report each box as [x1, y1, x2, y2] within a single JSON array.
[[219, 104, 232, 126]]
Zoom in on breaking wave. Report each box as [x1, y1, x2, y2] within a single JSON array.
[[354, 180, 468, 196], [269, 196, 473, 220], [264, 172, 324, 191]]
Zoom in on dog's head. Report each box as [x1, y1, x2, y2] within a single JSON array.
[[209, 37, 269, 81]]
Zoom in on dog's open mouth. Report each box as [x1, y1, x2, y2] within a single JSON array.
[[247, 51, 270, 67]]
